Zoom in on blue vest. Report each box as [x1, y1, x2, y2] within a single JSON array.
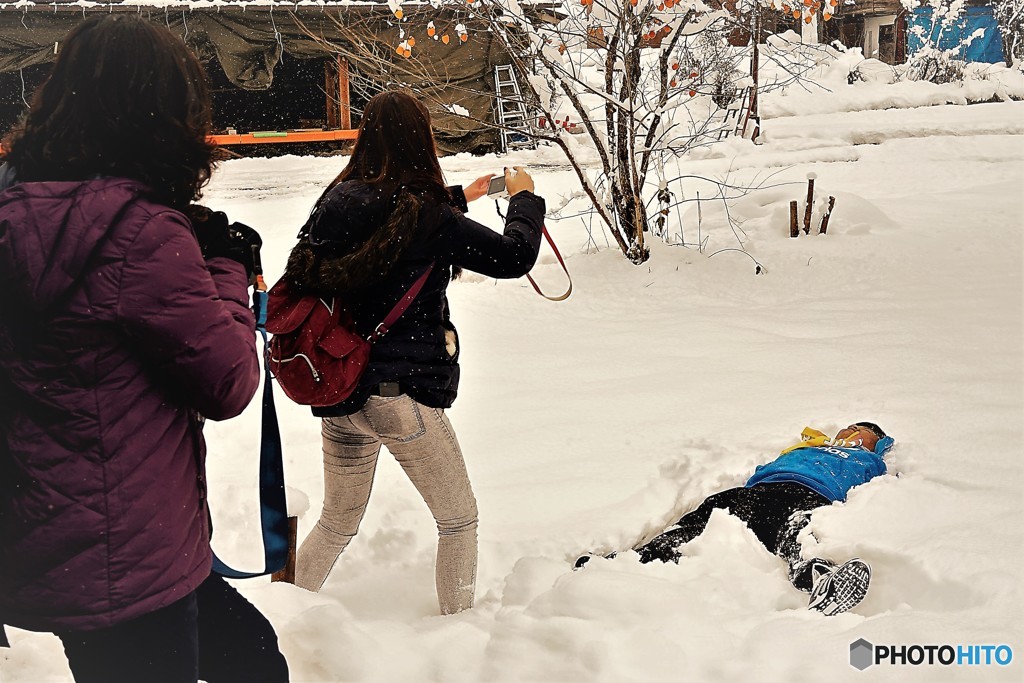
[[745, 436, 894, 502]]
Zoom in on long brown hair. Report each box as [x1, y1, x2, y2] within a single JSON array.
[[292, 91, 452, 293], [2, 14, 217, 210], [321, 90, 449, 202]]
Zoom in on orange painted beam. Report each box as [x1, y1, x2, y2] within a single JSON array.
[[211, 129, 358, 145], [0, 130, 358, 156]]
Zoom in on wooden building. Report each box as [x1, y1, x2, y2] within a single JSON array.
[[0, 1, 533, 153]]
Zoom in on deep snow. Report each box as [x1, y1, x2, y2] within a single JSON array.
[[2, 59, 1023, 683]]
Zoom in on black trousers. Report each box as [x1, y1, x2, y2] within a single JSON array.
[[635, 482, 830, 591], [57, 573, 289, 683]]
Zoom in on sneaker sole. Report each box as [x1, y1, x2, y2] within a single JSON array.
[[808, 558, 871, 616]]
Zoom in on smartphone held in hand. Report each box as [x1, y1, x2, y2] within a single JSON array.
[[486, 167, 535, 199], [486, 175, 508, 199]]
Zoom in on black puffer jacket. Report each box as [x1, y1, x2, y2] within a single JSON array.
[[295, 180, 545, 416]]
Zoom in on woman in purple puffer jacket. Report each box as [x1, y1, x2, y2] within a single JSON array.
[[0, 15, 287, 683]]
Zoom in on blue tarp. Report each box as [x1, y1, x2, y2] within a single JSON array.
[[908, 5, 1005, 64]]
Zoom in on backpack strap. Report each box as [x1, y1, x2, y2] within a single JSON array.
[[367, 263, 435, 343]]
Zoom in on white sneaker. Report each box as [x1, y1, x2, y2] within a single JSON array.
[[807, 558, 872, 616]]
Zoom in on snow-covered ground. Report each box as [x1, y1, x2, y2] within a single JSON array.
[[3, 66, 1023, 683]]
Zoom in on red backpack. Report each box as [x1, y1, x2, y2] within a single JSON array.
[[265, 266, 433, 407]]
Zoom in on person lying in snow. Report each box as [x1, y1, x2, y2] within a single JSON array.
[[576, 422, 895, 616]]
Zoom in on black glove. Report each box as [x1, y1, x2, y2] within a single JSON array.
[[190, 206, 262, 284]]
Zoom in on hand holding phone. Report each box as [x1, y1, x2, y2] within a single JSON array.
[[488, 167, 535, 199], [505, 166, 535, 196]]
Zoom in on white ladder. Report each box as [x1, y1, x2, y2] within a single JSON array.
[[494, 65, 536, 153]]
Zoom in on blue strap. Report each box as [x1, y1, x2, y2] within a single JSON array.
[[211, 289, 289, 578]]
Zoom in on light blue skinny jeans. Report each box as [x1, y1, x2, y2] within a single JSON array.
[[295, 394, 479, 614]]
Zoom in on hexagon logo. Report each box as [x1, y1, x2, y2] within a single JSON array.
[[850, 638, 874, 670]]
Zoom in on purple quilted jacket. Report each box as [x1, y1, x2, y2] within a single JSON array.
[[0, 177, 259, 632]]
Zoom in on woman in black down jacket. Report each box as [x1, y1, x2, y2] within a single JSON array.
[[292, 90, 545, 614]]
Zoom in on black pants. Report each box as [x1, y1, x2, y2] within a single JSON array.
[[57, 573, 289, 683], [635, 482, 830, 591]]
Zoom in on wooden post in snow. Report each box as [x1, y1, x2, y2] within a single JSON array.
[[270, 516, 298, 584], [790, 200, 799, 238], [819, 196, 836, 234], [803, 176, 815, 234]]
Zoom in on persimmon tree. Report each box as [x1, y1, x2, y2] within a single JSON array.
[[764, 0, 840, 44], [483, 1, 760, 263], [302, 1, 801, 265]]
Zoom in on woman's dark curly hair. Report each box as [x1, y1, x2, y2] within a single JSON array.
[[1, 14, 217, 210]]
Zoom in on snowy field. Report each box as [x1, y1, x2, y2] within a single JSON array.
[[3, 64, 1023, 683]]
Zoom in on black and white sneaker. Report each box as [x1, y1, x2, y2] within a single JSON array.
[[807, 558, 871, 616]]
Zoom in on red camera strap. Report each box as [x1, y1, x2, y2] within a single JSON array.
[[526, 226, 572, 302]]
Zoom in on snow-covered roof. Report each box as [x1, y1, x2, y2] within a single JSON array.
[[0, 0, 559, 10], [1, 1, 396, 9]]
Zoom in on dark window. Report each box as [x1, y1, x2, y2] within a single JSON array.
[[207, 54, 331, 133], [879, 23, 896, 64]]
